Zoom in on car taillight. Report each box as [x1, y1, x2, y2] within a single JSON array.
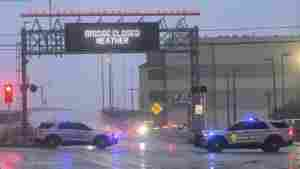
[[288, 127, 295, 137]]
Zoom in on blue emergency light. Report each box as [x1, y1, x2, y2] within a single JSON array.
[[208, 131, 215, 136]]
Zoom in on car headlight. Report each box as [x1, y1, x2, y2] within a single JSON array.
[[137, 125, 148, 136], [202, 131, 214, 137]]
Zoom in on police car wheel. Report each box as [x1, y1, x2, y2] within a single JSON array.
[[45, 135, 61, 149], [262, 140, 280, 152], [207, 141, 223, 153], [194, 141, 200, 147]]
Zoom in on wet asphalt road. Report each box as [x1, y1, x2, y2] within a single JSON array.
[[0, 138, 292, 169]]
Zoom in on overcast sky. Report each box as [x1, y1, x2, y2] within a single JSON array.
[[0, 0, 298, 126]]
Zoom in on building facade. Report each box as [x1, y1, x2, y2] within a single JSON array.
[[139, 35, 300, 129]]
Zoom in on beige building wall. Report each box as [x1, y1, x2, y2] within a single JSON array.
[[140, 36, 300, 129]]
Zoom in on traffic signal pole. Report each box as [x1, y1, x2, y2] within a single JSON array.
[[21, 27, 28, 143]]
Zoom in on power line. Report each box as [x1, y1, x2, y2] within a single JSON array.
[[0, 49, 17, 51], [0, 44, 18, 47], [0, 33, 18, 37], [198, 25, 300, 32]]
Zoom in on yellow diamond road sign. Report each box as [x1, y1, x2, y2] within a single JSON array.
[[151, 102, 162, 115]]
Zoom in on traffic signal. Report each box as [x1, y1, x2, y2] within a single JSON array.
[[30, 84, 38, 93], [200, 86, 207, 93], [3, 83, 13, 105]]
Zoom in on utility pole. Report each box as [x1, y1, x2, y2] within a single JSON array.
[[210, 44, 217, 128], [122, 56, 128, 109], [272, 58, 277, 116], [232, 69, 238, 123], [264, 57, 277, 118], [225, 72, 231, 127], [110, 54, 114, 109], [101, 55, 105, 111], [281, 55, 285, 107]]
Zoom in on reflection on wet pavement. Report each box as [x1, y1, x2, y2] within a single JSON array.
[[289, 144, 299, 169], [168, 143, 176, 153], [112, 147, 121, 169], [0, 139, 291, 169], [0, 152, 23, 169]]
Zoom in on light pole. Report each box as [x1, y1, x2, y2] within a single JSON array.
[[232, 68, 239, 123], [105, 54, 113, 109], [264, 57, 277, 118], [225, 72, 231, 127]]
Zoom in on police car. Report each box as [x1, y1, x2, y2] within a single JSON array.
[[194, 118, 294, 152], [35, 121, 119, 149]]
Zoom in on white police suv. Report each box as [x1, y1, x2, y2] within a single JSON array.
[[194, 118, 294, 152], [35, 121, 119, 149]]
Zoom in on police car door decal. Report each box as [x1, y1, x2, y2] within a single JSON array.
[[228, 133, 237, 144], [227, 131, 256, 144]]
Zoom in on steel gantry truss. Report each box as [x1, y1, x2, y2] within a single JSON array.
[[19, 9, 200, 135], [21, 17, 198, 56]]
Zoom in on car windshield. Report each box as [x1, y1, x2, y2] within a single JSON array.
[[271, 122, 289, 128], [38, 122, 54, 129]]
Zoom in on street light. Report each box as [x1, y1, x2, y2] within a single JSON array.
[[104, 53, 113, 108]]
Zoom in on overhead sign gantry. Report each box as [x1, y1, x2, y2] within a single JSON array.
[[19, 9, 200, 137]]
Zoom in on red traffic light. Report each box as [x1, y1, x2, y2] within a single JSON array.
[[3, 83, 13, 105], [5, 86, 12, 92]]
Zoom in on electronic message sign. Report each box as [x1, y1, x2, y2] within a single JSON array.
[[65, 22, 159, 53]]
